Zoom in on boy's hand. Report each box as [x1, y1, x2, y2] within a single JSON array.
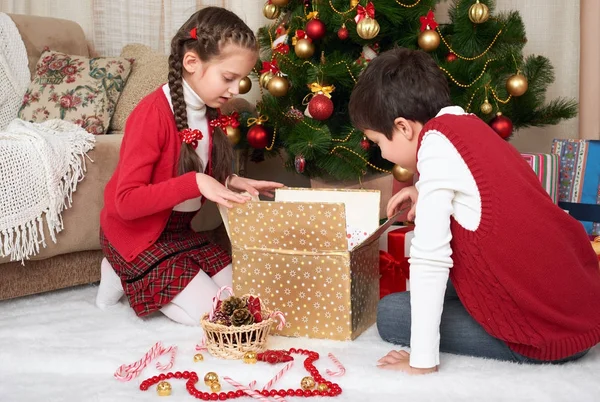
[[377, 350, 438, 375], [228, 176, 284, 198], [387, 185, 418, 220]]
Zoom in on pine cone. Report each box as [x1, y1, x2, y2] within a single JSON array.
[[231, 308, 255, 327], [210, 311, 231, 326], [221, 296, 246, 316]]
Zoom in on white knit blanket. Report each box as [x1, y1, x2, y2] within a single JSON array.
[[0, 12, 30, 130], [0, 119, 96, 262]]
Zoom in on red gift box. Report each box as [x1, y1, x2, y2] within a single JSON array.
[[379, 226, 414, 298]]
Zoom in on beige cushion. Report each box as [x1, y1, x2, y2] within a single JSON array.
[[109, 44, 169, 132], [18, 49, 132, 134]]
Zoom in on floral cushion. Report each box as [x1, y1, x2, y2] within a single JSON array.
[[18, 49, 132, 134]]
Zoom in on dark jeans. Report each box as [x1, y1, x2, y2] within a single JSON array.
[[377, 281, 589, 364]]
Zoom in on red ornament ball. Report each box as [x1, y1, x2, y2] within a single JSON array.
[[446, 52, 458, 62], [247, 125, 270, 149], [305, 19, 326, 40], [294, 154, 306, 174], [308, 94, 334, 121], [489, 112, 513, 139], [360, 137, 370, 150], [337, 25, 349, 40]]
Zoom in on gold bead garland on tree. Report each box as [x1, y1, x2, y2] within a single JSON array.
[[355, 2, 380, 40], [468, 0, 490, 24], [418, 10, 440, 52]]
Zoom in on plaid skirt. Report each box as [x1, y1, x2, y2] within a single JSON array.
[[100, 211, 231, 317]]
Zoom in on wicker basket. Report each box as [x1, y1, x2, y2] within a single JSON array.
[[200, 294, 279, 359]]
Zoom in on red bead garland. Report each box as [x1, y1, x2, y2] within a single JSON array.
[[139, 348, 342, 399]]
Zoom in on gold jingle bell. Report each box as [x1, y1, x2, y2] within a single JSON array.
[[210, 382, 222, 393], [260, 71, 274, 89], [193, 353, 204, 362], [204, 372, 219, 386], [294, 38, 315, 59], [418, 29, 440, 52], [357, 17, 380, 40], [267, 75, 290, 97], [392, 164, 414, 182], [262, 1, 280, 20], [243, 351, 258, 364], [468, 0, 490, 24], [317, 383, 329, 391], [350, 0, 359, 7], [157, 381, 172, 396], [480, 99, 493, 114], [506, 73, 528, 97], [238, 76, 252, 95], [300, 376, 316, 390]]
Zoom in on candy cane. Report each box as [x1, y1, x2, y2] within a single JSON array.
[[247, 380, 286, 402], [195, 337, 208, 352], [223, 376, 273, 402], [155, 345, 177, 371], [269, 311, 286, 330], [325, 353, 346, 377], [209, 286, 234, 320], [114, 342, 177, 382], [263, 361, 294, 390]]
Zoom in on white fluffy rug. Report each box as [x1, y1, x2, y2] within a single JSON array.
[[0, 285, 598, 402]]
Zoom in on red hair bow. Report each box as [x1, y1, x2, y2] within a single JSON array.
[[179, 128, 203, 149], [190, 27, 198, 40]]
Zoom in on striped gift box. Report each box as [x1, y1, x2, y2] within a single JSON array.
[[551, 139, 600, 236], [521, 153, 560, 204]]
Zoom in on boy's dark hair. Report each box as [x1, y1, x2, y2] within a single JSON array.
[[169, 7, 257, 182], [349, 47, 451, 139]]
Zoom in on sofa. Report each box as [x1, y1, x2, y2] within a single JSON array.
[[0, 14, 236, 300]]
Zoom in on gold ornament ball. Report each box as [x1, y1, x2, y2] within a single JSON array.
[[267, 76, 290, 97], [317, 383, 329, 391], [243, 351, 258, 364], [294, 38, 315, 59], [350, 0, 359, 7], [157, 381, 172, 397], [210, 382, 222, 393], [356, 17, 380, 40], [480, 99, 493, 114], [506, 73, 528, 97], [193, 353, 204, 362], [260, 71, 273, 89], [204, 372, 219, 386], [418, 29, 440, 52], [301, 376, 316, 390], [238, 76, 252, 95], [392, 165, 414, 182], [225, 126, 241, 146], [262, 2, 280, 20], [468, 0, 490, 24], [271, 0, 289, 6]]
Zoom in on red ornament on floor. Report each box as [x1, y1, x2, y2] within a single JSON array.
[[489, 112, 513, 139], [139, 349, 342, 400]]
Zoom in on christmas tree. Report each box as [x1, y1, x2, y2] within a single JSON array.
[[233, 0, 577, 181]]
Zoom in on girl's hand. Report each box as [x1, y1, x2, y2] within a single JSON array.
[[387, 185, 418, 220], [227, 175, 284, 198], [196, 173, 251, 208], [377, 350, 438, 375]]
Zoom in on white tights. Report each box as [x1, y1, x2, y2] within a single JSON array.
[[96, 258, 232, 326]]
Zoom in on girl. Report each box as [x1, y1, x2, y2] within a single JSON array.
[[96, 7, 283, 326], [349, 47, 600, 373]]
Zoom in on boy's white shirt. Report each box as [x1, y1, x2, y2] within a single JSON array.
[[408, 106, 482, 368]]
